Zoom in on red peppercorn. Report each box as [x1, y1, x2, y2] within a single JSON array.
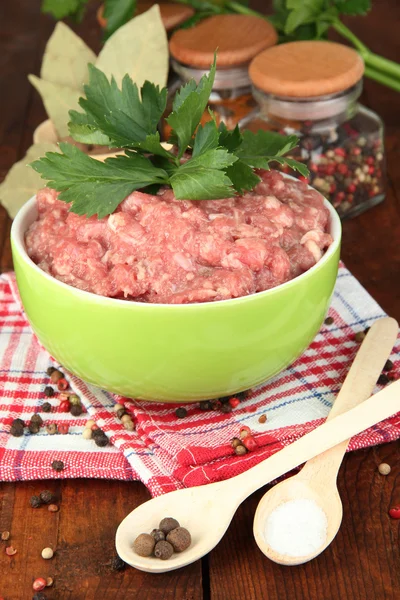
[[368, 165, 375, 175], [310, 163, 318, 172], [59, 400, 70, 413], [91, 424, 100, 431], [351, 146, 362, 155], [334, 147, 346, 157], [58, 423, 69, 435], [346, 183, 356, 193], [388, 506, 400, 519], [229, 397, 240, 408], [325, 164, 336, 176], [329, 183, 336, 194], [33, 578, 47, 592], [243, 436, 258, 452], [57, 378, 68, 391], [337, 163, 348, 175], [366, 156, 375, 165], [298, 175, 309, 184], [335, 192, 345, 202]]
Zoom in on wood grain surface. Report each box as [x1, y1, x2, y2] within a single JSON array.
[[1, 1, 400, 598]]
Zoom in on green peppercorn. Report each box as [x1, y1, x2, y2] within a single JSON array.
[[70, 404, 83, 417], [42, 402, 52, 413], [133, 533, 155, 557], [166, 527, 191, 552], [69, 394, 81, 406], [154, 540, 174, 560], [159, 517, 180, 534], [30, 495, 42, 508]]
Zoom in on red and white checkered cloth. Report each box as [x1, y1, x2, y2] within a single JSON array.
[[1, 265, 399, 496]]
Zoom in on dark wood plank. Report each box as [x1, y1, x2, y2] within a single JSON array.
[[210, 441, 400, 600], [0, 479, 203, 600]]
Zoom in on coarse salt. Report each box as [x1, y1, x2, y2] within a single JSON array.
[[264, 498, 328, 558]]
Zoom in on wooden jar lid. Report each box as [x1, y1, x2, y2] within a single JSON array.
[[169, 15, 278, 68], [249, 41, 364, 97], [97, 3, 195, 32]]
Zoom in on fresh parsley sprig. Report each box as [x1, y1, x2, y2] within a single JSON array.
[[31, 57, 308, 218]]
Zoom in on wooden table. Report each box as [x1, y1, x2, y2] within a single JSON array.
[[1, 1, 399, 598]]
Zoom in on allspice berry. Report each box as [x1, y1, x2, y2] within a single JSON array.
[[159, 517, 180, 534], [40, 490, 55, 504], [42, 402, 52, 413], [133, 533, 155, 557], [166, 527, 191, 552], [70, 404, 83, 417], [30, 495, 42, 509], [378, 463, 391, 475], [151, 529, 165, 543], [154, 540, 174, 560]]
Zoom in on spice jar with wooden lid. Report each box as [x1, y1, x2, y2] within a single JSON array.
[[241, 41, 385, 219], [163, 14, 278, 137]]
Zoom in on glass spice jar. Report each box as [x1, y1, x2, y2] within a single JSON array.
[[242, 41, 385, 219], [163, 14, 278, 138]]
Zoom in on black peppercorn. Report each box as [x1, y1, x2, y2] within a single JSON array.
[[210, 399, 221, 411], [219, 396, 231, 404], [116, 407, 126, 420], [42, 402, 52, 413], [324, 316, 334, 325], [110, 555, 126, 571], [13, 418, 25, 427], [70, 404, 83, 417], [51, 460, 64, 472], [378, 373, 390, 386], [33, 593, 47, 600], [94, 433, 109, 447], [40, 490, 55, 504], [28, 423, 40, 435], [46, 366, 56, 376], [30, 495, 42, 508], [10, 421, 24, 437], [31, 414, 43, 426], [175, 407, 187, 419], [151, 529, 166, 543], [199, 401, 212, 411], [364, 327, 370, 335], [221, 403, 232, 414], [383, 359, 394, 372], [44, 386, 55, 398]]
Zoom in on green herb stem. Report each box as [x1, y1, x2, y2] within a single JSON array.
[[364, 66, 400, 93], [332, 20, 369, 53], [364, 53, 400, 81], [225, 1, 267, 19]]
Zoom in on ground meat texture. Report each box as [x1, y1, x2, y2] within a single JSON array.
[[26, 171, 333, 304]]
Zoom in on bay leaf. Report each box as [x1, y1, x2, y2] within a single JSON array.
[[41, 22, 97, 90], [96, 4, 168, 89], [0, 143, 60, 219], [28, 75, 82, 138]]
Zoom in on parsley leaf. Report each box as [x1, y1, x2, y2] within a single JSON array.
[[218, 123, 243, 153], [226, 160, 261, 195], [41, 0, 87, 20], [192, 120, 219, 157], [103, 0, 137, 40], [237, 130, 308, 176], [31, 143, 169, 218], [170, 149, 237, 200], [166, 55, 216, 158], [69, 64, 167, 148]]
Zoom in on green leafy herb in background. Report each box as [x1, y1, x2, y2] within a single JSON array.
[[31, 57, 307, 218]]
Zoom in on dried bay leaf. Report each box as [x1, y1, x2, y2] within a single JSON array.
[[41, 22, 96, 90], [0, 143, 60, 218], [28, 76, 81, 138], [96, 4, 168, 89]]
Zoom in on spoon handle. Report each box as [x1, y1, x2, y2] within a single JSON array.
[[300, 317, 398, 479], [226, 333, 399, 504]]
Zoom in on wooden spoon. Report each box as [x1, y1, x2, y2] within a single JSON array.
[[253, 316, 398, 565], [116, 318, 399, 573]]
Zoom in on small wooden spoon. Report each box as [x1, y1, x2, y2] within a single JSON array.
[[253, 316, 398, 565], [116, 318, 399, 573]]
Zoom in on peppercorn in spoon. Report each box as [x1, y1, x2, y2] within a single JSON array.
[[116, 318, 399, 573]]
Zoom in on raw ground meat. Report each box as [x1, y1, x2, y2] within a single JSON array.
[[25, 170, 333, 304]]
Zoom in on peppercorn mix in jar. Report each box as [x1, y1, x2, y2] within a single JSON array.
[[241, 41, 385, 219], [162, 14, 278, 138]]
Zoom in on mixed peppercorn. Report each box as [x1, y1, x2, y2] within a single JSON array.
[[133, 517, 191, 560]]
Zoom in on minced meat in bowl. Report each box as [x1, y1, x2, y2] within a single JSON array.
[[12, 171, 341, 401], [25, 170, 333, 305]]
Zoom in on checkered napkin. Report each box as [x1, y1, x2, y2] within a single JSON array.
[[1, 265, 399, 497]]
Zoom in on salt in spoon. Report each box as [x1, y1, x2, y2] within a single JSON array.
[[253, 316, 398, 565], [116, 317, 399, 573]]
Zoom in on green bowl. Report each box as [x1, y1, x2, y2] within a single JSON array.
[[11, 192, 341, 402]]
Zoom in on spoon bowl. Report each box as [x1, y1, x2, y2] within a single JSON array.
[[253, 477, 343, 566]]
